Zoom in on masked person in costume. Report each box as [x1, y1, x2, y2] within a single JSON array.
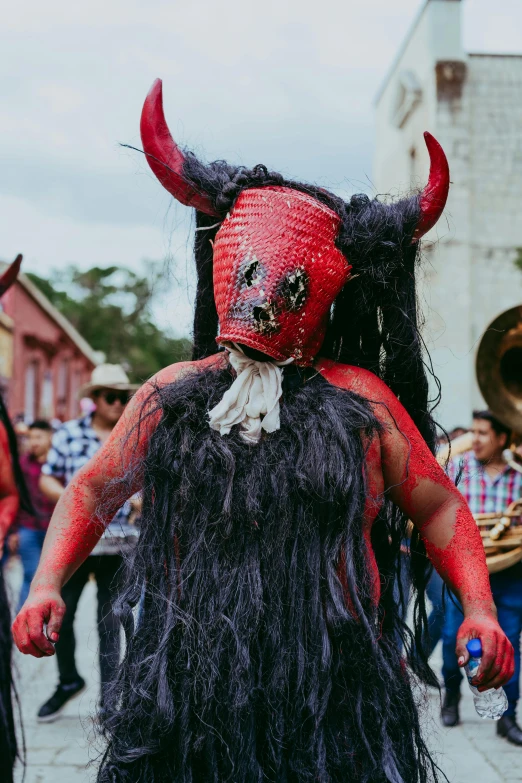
[[0, 255, 33, 783], [13, 83, 514, 783]]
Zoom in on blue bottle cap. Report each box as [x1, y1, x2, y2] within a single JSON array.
[[466, 638, 482, 658]]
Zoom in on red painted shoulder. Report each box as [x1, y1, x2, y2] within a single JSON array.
[[145, 353, 227, 389], [316, 358, 397, 407]]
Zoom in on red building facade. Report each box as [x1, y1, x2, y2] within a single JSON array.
[[0, 269, 98, 422]]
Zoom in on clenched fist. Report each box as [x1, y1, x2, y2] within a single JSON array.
[[12, 587, 65, 658]]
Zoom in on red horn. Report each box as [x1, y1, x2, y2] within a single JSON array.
[[0, 254, 22, 297], [412, 132, 450, 241], [140, 79, 218, 216]]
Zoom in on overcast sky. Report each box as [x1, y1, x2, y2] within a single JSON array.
[[1, 0, 521, 335]]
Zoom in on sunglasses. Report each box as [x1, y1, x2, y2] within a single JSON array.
[[99, 390, 130, 406]]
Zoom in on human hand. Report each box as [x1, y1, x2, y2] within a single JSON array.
[[12, 586, 65, 658], [456, 612, 514, 691]]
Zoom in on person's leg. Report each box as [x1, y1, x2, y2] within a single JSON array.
[[491, 571, 522, 745], [395, 548, 411, 622], [37, 559, 91, 721], [441, 593, 463, 726], [393, 547, 411, 651], [93, 555, 123, 705], [55, 559, 90, 684], [425, 568, 444, 656], [441, 594, 463, 692], [17, 528, 46, 610]]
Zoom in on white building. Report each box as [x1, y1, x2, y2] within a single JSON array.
[[374, 0, 522, 429]]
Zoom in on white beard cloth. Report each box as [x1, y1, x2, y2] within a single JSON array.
[[208, 343, 294, 444]]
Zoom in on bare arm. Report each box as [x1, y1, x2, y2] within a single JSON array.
[[318, 360, 514, 691], [0, 421, 19, 555], [39, 474, 65, 503], [12, 361, 196, 658], [382, 406, 514, 690]]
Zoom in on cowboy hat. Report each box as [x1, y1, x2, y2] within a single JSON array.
[[78, 363, 139, 399]]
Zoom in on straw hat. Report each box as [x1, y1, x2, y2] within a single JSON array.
[[78, 364, 139, 399]]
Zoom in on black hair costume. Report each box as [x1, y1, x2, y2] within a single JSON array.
[[95, 81, 452, 783]]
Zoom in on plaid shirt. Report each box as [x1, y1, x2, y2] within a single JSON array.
[[42, 414, 135, 555], [447, 451, 522, 515]]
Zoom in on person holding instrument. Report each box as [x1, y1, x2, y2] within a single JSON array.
[[13, 81, 514, 782], [441, 410, 522, 745]]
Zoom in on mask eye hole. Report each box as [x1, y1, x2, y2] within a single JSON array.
[[244, 258, 261, 287], [281, 268, 308, 310], [253, 302, 278, 334]]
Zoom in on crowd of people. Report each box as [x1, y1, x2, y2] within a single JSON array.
[[3, 363, 140, 726]]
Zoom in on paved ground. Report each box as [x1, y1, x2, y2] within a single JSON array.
[[6, 557, 522, 783]]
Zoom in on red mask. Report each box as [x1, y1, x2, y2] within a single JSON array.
[[213, 186, 351, 364], [140, 79, 449, 362]]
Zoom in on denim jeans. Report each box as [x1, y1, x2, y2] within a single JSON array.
[[442, 567, 522, 716], [395, 551, 444, 656], [18, 528, 46, 610], [425, 568, 444, 656]]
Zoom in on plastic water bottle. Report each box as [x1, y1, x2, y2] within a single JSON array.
[[465, 639, 508, 720]]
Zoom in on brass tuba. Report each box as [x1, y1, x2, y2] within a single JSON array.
[[472, 306, 522, 571]]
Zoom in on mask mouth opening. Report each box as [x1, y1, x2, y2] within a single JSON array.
[[235, 343, 275, 363]]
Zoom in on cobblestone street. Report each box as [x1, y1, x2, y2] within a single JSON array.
[[7, 558, 522, 782]]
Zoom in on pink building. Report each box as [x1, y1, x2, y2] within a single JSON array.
[[0, 266, 99, 422]]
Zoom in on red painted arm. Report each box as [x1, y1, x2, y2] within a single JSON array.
[[318, 359, 514, 690], [13, 357, 221, 658], [0, 421, 20, 553]]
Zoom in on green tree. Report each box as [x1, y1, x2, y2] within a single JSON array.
[[27, 264, 192, 383]]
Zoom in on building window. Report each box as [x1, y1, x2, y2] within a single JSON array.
[[56, 359, 69, 419], [41, 370, 54, 419], [392, 70, 422, 128], [57, 359, 68, 399], [70, 369, 82, 419], [24, 361, 39, 422]]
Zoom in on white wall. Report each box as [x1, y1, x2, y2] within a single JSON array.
[[375, 1, 522, 430], [467, 54, 522, 409], [375, 0, 464, 199]]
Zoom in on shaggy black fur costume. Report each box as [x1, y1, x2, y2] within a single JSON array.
[[97, 366, 442, 783], [97, 153, 446, 781]]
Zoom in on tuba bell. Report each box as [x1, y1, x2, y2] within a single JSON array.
[[471, 306, 522, 572]]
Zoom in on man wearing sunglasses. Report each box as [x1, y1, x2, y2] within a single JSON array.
[[37, 364, 138, 722]]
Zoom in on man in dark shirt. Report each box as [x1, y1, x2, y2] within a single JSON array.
[[15, 420, 55, 608]]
